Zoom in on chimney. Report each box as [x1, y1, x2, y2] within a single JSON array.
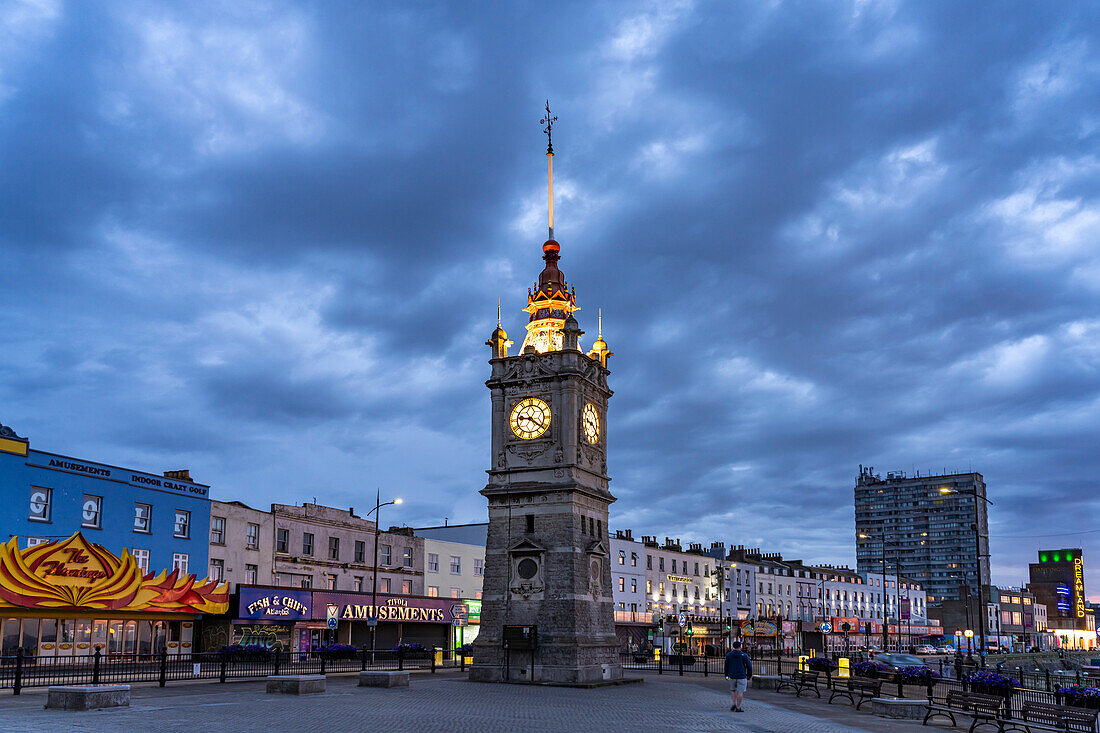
[[164, 469, 192, 482], [625, 529, 633, 540]]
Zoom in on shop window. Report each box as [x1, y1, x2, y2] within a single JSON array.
[[302, 533, 314, 556], [210, 559, 224, 581], [22, 619, 39, 653], [132, 548, 150, 573], [29, 487, 51, 522], [173, 510, 190, 539], [403, 548, 413, 568], [82, 494, 102, 529], [329, 536, 340, 560], [210, 517, 225, 545], [246, 565, 258, 584], [380, 545, 391, 565], [474, 558, 483, 576], [2, 618, 20, 654], [450, 556, 461, 574], [276, 528, 289, 554], [172, 553, 189, 575], [427, 586, 439, 597], [134, 503, 151, 533], [246, 523, 259, 549], [136, 621, 151, 655], [355, 540, 366, 563]]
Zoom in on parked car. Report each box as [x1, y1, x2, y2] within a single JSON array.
[[873, 653, 930, 671], [914, 645, 938, 655]]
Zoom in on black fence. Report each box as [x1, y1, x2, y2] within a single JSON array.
[[618, 652, 1100, 718], [0, 646, 458, 694]]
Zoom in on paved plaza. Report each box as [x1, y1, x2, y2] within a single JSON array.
[[0, 671, 904, 732]]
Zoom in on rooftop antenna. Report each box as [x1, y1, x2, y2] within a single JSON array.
[[540, 100, 558, 241], [598, 308, 603, 337], [497, 298, 501, 327]]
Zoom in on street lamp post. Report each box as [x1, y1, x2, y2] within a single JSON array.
[[940, 487, 993, 669], [366, 489, 402, 660], [858, 532, 890, 652], [964, 629, 974, 662]]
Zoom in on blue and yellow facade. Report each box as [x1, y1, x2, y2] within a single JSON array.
[[0, 420, 216, 658]]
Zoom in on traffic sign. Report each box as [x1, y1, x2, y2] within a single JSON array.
[[452, 618, 468, 627], [366, 618, 378, 627], [820, 622, 832, 634], [326, 604, 339, 630], [451, 603, 469, 619], [678, 612, 687, 626]]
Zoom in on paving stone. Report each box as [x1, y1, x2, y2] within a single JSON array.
[[0, 673, 872, 732]]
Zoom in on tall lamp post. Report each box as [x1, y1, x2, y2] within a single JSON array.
[[940, 487, 993, 669], [367, 489, 402, 658], [858, 532, 892, 652]]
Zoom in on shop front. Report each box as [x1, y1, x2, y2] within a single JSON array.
[[229, 586, 478, 653], [232, 587, 322, 653], [314, 591, 474, 651], [0, 533, 228, 659]]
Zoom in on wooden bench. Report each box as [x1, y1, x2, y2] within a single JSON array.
[[923, 689, 1005, 733], [998, 700, 1100, 733], [828, 677, 882, 710], [776, 670, 822, 698]]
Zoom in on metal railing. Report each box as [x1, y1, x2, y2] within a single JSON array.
[[0, 646, 453, 694], [619, 651, 1100, 718]]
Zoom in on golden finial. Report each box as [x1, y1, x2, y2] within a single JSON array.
[[497, 298, 502, 327], [598, 308, 603, 337]]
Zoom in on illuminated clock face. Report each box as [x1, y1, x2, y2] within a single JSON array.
[[510, 397, 551, 439], [582, 403, 600, 444]]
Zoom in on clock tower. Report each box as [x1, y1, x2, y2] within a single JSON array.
[[470, 105, 622, 684]]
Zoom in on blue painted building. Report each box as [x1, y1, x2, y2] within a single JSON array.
[[0, 420, 211, 578]]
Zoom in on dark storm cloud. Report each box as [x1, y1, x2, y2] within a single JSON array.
[[1, 0, 1099, 594]]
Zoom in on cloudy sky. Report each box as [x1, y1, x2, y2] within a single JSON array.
[[2, 0, 1099, 597]]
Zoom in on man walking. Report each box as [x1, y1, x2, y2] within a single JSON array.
[[724, 640, 752, 712]]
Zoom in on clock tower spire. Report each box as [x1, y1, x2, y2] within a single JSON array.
[[520, 102, 578, 355], [472, 104, 622, 685]]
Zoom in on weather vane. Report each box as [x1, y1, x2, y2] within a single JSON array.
[[540, 100, 558, 240], [540, 100, 557, 155]]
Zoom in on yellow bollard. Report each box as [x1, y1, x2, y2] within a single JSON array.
[[838, 657, 850, 678], [434, 648, 443, 667], [798, 655, 808, 671]]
